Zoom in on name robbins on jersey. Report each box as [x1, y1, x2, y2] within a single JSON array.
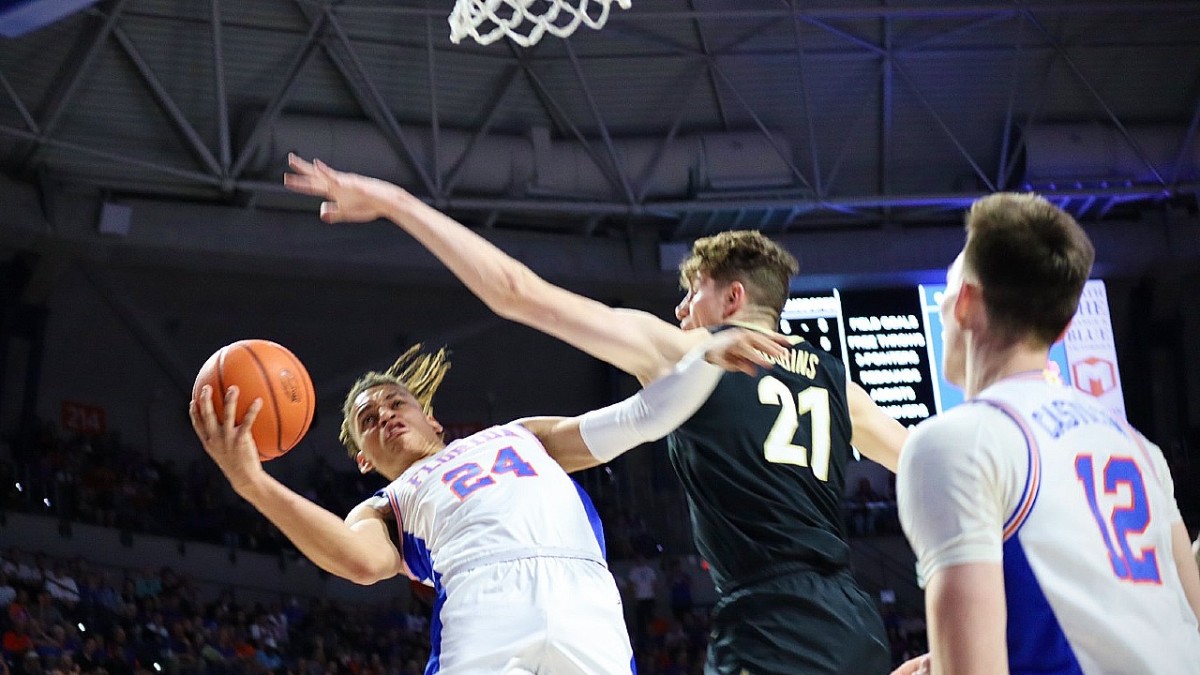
[[403, 426, 525, 487], [762, 349, 820, 379]]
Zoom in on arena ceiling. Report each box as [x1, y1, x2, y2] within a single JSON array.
[[0, 0, 1199, 240]]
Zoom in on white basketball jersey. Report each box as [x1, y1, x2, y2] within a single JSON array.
[[899, 372, 1200, 674], [379, 423, 606, 585]]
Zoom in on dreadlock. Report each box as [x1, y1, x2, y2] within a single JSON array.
[[339, 344, 451, 458]]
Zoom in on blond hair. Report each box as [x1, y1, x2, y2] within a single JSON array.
[[678, 230, 799, 321], [339, 344, 451, 457]]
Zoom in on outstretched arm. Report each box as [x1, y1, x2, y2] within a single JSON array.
[[284, 155, 697, 384], [848, 382, 908, 472], [521, 328, 789, 472], [190, 386, 406, 585]]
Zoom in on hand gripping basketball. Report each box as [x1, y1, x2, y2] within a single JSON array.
[[192, 339, 316, 460]]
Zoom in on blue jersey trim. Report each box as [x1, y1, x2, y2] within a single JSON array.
[[403, 532, 435, 584], [572, 478, 607, 559], [424, 571, 446, 675], [1003, 537, 1083, 675]]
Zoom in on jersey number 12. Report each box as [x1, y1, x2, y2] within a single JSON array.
[[1074, 454, 1160, 583], [758, 376, 831, 481]]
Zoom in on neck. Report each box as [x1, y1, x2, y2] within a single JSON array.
[[380, 440, 447, 480], [726, 306, 778, 331], [963, 334, 1050, 398]]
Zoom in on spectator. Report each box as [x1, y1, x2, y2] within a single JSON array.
[[627, 554, 658, 647], [666, 558, 694, 622], [0, 572, 16, 608], [43, 565, 78, 608]]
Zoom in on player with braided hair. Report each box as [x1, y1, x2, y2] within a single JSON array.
[[191, 329, 787, 675]]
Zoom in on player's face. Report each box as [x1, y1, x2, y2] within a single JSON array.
[[351, 384, 444, 474], [675, 274, 729, 330], [939, 255, 968, 387]]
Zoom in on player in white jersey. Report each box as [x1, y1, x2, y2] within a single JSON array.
[[894, 193, 1200, 675], [191, 331, 786, 675]]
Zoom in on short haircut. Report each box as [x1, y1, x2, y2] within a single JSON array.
[[963, 193, 1095, 346], [340, 344, 451, 458], [678, 230, 799, 319]]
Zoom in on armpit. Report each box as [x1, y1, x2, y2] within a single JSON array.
[[365, 494, 394, 520]]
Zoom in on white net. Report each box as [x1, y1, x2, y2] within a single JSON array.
[[449, 0, 632, 47]]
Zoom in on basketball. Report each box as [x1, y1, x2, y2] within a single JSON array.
[[193, 339, 316, 461]]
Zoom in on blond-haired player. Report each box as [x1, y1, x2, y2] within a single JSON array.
[[192, 329, 786, 675], [284, 156, 908, 674]]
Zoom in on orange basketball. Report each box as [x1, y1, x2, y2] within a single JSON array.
[[193, 339, 316, 461]]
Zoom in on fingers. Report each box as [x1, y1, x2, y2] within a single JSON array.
[[283, 154, 332, 197], [704, 328, 791, 376], [282, 173, 324, 196], [745, 331, 788, 360], [223, 386, 239, 438], [287, 152, 313, 173], [236, 397, 264, 446], [198, 384, 221, 441], [319, 201, 340, 223], [188, 390, 207, 441], [312, 158, 336, 177]]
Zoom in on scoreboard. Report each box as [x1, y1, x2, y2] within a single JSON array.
[[780, 280, 1126, 427]]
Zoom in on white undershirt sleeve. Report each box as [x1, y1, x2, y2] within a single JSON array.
[[897, 406, 1026, 586], [578, 340, 723, 463]]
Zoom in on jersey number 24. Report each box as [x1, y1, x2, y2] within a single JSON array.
[[758, 376, 831, 481]]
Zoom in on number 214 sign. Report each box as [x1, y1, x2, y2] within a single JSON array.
[[61, 401, 107, 436]]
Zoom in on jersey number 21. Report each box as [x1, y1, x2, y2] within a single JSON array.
[[758, 376, 831, 481]]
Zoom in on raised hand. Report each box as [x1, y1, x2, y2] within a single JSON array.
[[703, 327, 791, 376], [283, 154, 409, 224], [189, 384, 265, 494]]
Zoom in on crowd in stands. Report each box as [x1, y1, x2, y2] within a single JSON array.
[[1, 421, 926, 673], [1, 547, 433, 675]]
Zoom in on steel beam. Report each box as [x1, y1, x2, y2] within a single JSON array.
[[211, 0, 231, 173], [789, 5, 823, 199], [334, 2, 1200, 20], [0, 124, 220, 184], [1023, 10, 1168, 186], [563, 39, 636, 204], [892, 60, 996, 191], [443, 65, 522, 196], [426, 13, 442, 194], [687, 0, 730, 130], [634, 68, 706, 203], [19, 0, 131, 172], [0, 69, 38, 134], [708, 65, 814, 191], [322, 9, 439, 196], [110, 25, 223, 177], [229, 15, 326, 178]]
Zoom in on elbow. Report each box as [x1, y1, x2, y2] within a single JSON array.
[[341, 560, 391, 586], [488, 265, 546, 322]]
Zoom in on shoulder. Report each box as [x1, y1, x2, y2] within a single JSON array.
[[901, 404, 1028, 485]]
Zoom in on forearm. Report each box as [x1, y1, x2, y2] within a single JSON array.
[[383, 189, 545, 320], [235, 475, 389, 584], [386, 190, 691, 382], [849, 382, 906, 472]]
